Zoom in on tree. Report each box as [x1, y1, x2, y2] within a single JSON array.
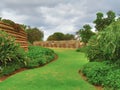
[[94, 10, 116, 31], [26, 27, 44, 44], [93, 12, 104, 31], [64, 33, 75, 40], [0, 17, 2, 21], [106, 10, 116, 25], [77, 24, 95, 45], [20, 24, 27, 30], [47, 32, 64, 41], [47, 32, 75, 41]]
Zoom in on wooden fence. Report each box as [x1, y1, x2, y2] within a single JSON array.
[[0, 21, 28, 51], [34, 40, 83, 48]]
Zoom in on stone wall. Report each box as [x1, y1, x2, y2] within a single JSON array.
[[0, 21, 28, 51], [34, 40, 83, 48]]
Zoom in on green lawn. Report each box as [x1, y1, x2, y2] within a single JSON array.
[[0, 48, 96, 90]]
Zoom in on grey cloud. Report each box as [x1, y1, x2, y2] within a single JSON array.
[[0, 0, 120, 40]]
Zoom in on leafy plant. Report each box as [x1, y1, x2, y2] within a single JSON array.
[[27, 46, 55, 68], [0, 61, 24, 76], [0, 30, 27, 76], [82, 61, 120, 89], [87, 21, 120, 63], [81, 62, 112, 85], [103, 69, 120, 89]]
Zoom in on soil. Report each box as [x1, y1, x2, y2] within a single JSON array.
[[0, 54, 58, 82], [79, 70, 103, 90]]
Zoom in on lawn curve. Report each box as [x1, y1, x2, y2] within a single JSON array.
[[0, 48, 96, 90]]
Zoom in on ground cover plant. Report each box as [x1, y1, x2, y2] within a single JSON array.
[[26, 46, 55, 68], [0, 48, 96, 90]]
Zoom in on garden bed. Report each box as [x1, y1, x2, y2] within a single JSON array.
[[0, 54, 58, 82]]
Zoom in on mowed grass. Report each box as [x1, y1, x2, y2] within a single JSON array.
[[0, 48, 96, 90]]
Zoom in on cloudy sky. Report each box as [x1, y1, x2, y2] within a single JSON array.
[[0, 0, 120, 40]]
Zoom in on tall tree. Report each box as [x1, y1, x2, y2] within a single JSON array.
[[77, 24, 95, 45], [94, 10, 116, 31], [106, 10, 116, 25], [26, 27, 44, 44], [93, 12, 104, 31], [47, 32, 75, 41], [47, 32, 64, 41], [64, 33, 75, 40]]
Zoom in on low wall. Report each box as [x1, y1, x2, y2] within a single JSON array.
[[0, 21, 28, 51], [34, 40, 83, 48]]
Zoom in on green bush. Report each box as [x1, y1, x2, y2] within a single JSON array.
[[81, 62, 112, 85], [103, 69, 120, 89], [82, 62, 120, 89], [87, 21, 120, 63], [0, 30, 27, 76], [0, 61, 24, 76], [27, 46, 55, 68]]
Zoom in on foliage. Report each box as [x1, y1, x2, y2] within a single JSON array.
[[103, 69, 120, 89], [82, 62, 120, 89], [20, 24, 27, 30], [47, 32, 65, 41], [76, 46, 88, 53], [0, 30, 27, 76], [47, 32, 75, 41], [1, 19, 15, 25], [1, 19, 22, 32], [87, 21, 120, 63], [26, 27, 44, 44], [0, 30, 26, 66], [27, 46, 55, 68], [0, 61, 25, 76], [76, 24, 95, 44], [94, 10, 116, 31], [64, 33, 75, 40], [81, 62, 112, 85]]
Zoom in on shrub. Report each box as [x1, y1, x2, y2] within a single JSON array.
[[82, 62, 120, 89], [103, 69, 120, 89], [81, 62, 112, 85], [87, 21, 120, 63], [27, 46, 55, 68], [0, 30, 27, 76], [0, 61, 24, 76]]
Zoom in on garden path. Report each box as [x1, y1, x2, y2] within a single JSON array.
[[0, 48, 97, 90]]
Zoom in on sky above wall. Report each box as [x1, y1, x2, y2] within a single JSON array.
[[0, 0, 120, 40]]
